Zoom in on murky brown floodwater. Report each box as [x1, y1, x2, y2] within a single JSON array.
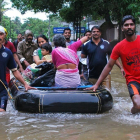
[[1, 65, 140, 140]]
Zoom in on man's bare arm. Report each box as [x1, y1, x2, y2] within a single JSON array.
[[12, 70, 36, 91], [13, 53, 24, 72], [86, 58, 116, 91]]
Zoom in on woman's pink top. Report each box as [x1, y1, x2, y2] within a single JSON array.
[[52, 40, 82, 68]]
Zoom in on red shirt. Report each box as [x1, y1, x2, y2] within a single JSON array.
[[111, 35, 140, 84], [4, 41, 16, 54], [4, 41, 16, 74]]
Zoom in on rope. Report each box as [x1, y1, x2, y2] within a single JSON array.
[[0, 79, 13, 99], [13, 80, 19, 91]]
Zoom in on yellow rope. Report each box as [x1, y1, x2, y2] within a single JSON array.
[[0, 79, 13, 99], [94, 93, 100, 114], [13, 80, 19, 91], [96, 93, 102, 113], [42, 95, 44, 113]]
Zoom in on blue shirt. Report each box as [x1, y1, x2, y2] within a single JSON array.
[[69, 40, 75, 45], [81, 38, 112, 79], [0, 46, 16, 92], [66, 40, 75, 46]]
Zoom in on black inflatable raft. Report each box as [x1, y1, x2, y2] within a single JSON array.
[[9, 78, 113, 113]]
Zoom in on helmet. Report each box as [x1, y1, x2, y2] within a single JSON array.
[[4, 28, 8, 37]]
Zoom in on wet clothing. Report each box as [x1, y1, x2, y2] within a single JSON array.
[[0, 90, 8, 110], [0, 46, 17, 91], [81, 38, 112, 79], [127, 81, 140, 98], [52, 40, 82, 87], [111, 35, 140, 85], [0, 46, 17, 110], [89, 74, 111, 90]]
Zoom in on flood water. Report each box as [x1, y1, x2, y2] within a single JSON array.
[[1, 65, 140, 140]]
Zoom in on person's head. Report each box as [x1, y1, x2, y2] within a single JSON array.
[[17, 33, 22, 41], [53, 34, 66, 48], [37, 34, 48, 47], [63, 28, 71, 41], [121, 15, 136, 36], [0, 26, 6, 44], [25, 30, 33, 43], [84, 30, 91, 40], [41, 43, 52, 56], [4, 28, 8, 39], [91, 26, 101, 40]]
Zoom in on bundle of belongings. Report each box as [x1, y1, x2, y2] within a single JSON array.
[[21, 63, 40, 85], [22, 62, 55, 87]]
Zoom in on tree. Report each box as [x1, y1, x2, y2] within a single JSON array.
[[10, 0, 140, 41], [60, 0, 89, 39], [0, 0, 11, 23], [1, 16, 17, 40], [20, 16, 63, 40], [110, 0, 140, 40], [13, 17, 22, 34], [11, 0, 66, 13], [0, 0, 3, 22]]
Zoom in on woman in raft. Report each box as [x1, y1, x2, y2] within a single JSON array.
[[52, 34, 88, 87], [33, 34, 50, 65]]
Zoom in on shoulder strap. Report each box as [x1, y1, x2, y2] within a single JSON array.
[[38, 49, 42, 60]]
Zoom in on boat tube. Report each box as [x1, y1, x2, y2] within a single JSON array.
[[9, 78, 113, 113]]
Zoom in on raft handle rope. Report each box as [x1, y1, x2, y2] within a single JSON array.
[[0, 79, 13, 99], [13, 79, 19, 91]]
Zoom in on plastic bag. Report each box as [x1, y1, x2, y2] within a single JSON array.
[[30, 69, 56, 87], [35, 62, 54, 76]]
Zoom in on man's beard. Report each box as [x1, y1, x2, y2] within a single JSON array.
[[65, 36, 70, 40], [93, 35, 100, 40], [28, 38, 32, 43], [18, 38, 22, 41], [125, 29, 135, 36]]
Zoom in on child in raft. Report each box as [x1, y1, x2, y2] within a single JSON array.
[[21, 43, 52, 84], [41, 42, 52, 63]]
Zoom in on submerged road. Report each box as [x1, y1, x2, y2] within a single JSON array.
[[2, 65, 139, 140]]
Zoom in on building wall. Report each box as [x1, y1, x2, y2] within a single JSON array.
[[89, 19, 118, 42]]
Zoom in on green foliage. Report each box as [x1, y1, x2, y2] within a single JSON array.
[[1, 16, 17, 40], [11, 0, 66, 13], [0, 0, 10, 22], [1, 15, 63, 41], [21, 18, 49, 37], [10, 0, 140, 23], [5, 0, 140, 41]]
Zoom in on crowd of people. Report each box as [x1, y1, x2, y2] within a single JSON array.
[[0, 15, 140, 114]]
